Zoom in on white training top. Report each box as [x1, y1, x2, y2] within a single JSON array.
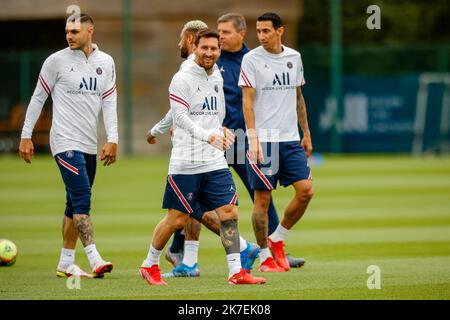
[[239, 45, 305, 142], [168, 58, 228, 175], [21, 44, 118, 156], [149, 54, 216, 137], [149, 54, 196, 137]]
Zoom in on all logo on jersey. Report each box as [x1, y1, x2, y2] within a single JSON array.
[[202, 96, 218, 111], [273, 72, 291, 86], [79, 77, 97, 91]]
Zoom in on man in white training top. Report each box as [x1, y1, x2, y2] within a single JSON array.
[[139, 29, 266, 286], [19, 13, 118, 279], [240, 12, 314, 273], [146, 20, 259, 278]]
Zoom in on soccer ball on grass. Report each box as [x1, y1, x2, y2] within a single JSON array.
[[0, 239, 18, 266]]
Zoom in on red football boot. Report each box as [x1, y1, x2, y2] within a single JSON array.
[[228, 269, 266, 285], [139, 265, 167, 286], [259, 257, 285, 272], [268, 238, 290, 271]]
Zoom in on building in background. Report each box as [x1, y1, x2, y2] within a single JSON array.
[[1, 0, 449, 155]]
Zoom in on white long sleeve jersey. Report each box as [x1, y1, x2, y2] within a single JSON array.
[[149, 54, 196, 137], [21, 44, 118, 156], [168, 58, 228, 175]]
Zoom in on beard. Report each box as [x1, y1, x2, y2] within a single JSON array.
[[198, 58, 215, 71], [68, 40, 85, 50]]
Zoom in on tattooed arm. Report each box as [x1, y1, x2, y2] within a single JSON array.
[[297, 86, 313, 158]]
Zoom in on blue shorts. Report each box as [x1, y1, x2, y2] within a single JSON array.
[[162, 168, 238, 215], [246, 141, 312, 190], [55, 150, 96, 217]]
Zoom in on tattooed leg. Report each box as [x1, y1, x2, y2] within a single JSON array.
[[215, 205, 240, 254], [252, 210, 268, 249], [219, 219, 240, 254], [253, 190, 272, 249], [73, 214, 94, 247]]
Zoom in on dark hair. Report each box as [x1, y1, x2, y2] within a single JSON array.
[[257, 12, 283, 29], [67, 13, 94, 26], [195, 28, 220, 46]]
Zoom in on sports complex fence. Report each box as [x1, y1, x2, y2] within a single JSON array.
[[1, 44, 449, 154]]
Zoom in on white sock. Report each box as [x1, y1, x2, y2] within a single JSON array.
[[84, 244, 102, 269], [239, 237, 247, 252], [269, 224, 289, 243], [259, 247, 272, 265], [226, 253, 241, 278], [142, 244, 162, 267], [182, 240, 199, 267], [57, 248, 75, 270]]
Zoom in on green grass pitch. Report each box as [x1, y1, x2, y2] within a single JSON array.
[[1, 154, 450, 299]]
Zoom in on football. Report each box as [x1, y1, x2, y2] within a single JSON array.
[[0, 239, 18, 266]]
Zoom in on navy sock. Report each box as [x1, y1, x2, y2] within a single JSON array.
[[170, 228, 185, 253], [267, 197, 279, 235]]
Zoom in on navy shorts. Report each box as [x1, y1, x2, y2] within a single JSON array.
[[162, 168, 238, 215], [246, 141, 312, 190], [189, 204, 205, 222], [55, 150, 96, 217]]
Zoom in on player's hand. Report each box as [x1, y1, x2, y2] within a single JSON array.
[[19, 138, 34, 164], [146, 132, 157, 144], [208, 128, 235, 151], [100, 142, 117, 166], [248, 135, 264, 164], [301, 134, 313, 158], [169, 127, 174, 137], [223, 127, 235, 149]]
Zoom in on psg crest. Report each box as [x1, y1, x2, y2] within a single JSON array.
[[214, 85, 219, 93], [287, 62, 293, 69], [96, 67, 103, 75], [66, 150, 74, 158]]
